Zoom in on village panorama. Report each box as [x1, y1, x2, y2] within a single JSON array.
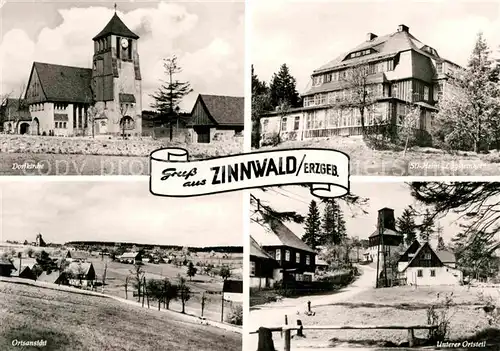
[[0, 2, 244, 175], [0, 181, 243, 350], [251, 1, 500, 176], [248, 182, 500, 350]]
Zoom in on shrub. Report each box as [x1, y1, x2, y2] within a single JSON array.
[[261, 132, 281, 147], [427, 292, 455, 342], [226, 304, 243, 325]]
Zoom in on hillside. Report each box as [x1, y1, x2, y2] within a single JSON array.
[[0, 281, 241, 351]]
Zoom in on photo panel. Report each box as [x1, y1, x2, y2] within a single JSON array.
[[248, 182, 500, 350], [0, 179, 243, 350], [251, 0, 500, 176], [0, 1, 244, 176]]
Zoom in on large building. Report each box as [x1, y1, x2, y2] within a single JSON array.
[[260, 24, 461, 143], [8, 12, 142, 137]]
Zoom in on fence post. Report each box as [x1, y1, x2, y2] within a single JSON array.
[[296, 319, 304, 337], [283, 328, 291, 351], [221, 291, 224, 322], [257, 327, 275, 351], [307, 301, 311, 313]]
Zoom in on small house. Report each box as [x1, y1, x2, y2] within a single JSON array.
[[249, 236, 278, 289], [0, 257, 16, 277], [251, 216, 316, 283], [66, 262, 96, 287], [398, 240, 463, 285], [187, 94, 244, 143], [118, 251, 142, 264]]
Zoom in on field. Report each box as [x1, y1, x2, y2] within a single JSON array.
[[0, 281, 241, 351], [258, 137, 499, 176], [89, 254, 243, 323], [288, 285, 499, 348]]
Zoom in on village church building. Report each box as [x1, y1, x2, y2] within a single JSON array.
[[3, 12, 142, 137]]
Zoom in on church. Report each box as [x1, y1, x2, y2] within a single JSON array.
[[5, 11, 142, 137]]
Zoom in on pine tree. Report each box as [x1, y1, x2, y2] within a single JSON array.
[[419, 209, 435, 242], [302, 200, 322, 249], [269, 64, 301, 109], [150, 55, 193, 141], [396, 207, 417, 246], [336, 204, 347, 243], [322, 201, 337, 245]]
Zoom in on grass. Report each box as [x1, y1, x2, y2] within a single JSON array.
[[257, 137, 499, 176], [286, 285, 498, 348], [0, 281, 241, 351]]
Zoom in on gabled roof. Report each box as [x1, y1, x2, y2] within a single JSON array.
[[402, 241, 445, 272], [120, 251, 140, 259], [37, 271, 63, 284], [93, 13, 139, 41], [250, 236, 275, 260], [29, 62, 92, 104], [196, 94, 244, 126], [369, 228, 402, 238], [67, 262, 94, 277], [258, 219, 316, 254], [435, 250, 456, 264], [398, 240, 421, 263], [313, 27, 440, 74]]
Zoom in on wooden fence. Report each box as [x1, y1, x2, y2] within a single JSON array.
[[251, 317, 438, 350]]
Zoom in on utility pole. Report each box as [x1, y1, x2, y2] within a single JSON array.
[[375, 214, 381, 288], [381, 214, 388, 288]]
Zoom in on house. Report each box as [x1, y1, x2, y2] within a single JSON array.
[[249, 236, 279, 289], [0, 258, 16, 277], [367, 208, 404, 262], [11, 258, 37, 280], [398, 241, 463, 285], [1, 98, 31, 134], [37, 270, 68, 285], [66, 262, 96, 287], [251, 216, 316, 283], [118, 251, 142, 264], [260, 24, 461, 143], [187, 94, 244, 143], [16, 12, 142, 137]]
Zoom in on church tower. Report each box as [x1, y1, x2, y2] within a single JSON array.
[[91, 10, 142, 136]]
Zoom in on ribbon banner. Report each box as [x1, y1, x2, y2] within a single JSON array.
[[150, 148, 350, 199]]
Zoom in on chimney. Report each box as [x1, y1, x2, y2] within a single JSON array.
[[397, 24, 409, 33], [377, 208, 396, 231], [366, 32, 378, 41]]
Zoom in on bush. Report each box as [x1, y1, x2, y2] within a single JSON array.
[[427, 292, 454, 342], [261, 132, 281, 147], [226, 304, 243, 325]]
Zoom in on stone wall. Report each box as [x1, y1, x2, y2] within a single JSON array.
[[0, 134, 243, 158]]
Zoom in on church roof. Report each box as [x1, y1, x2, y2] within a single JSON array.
[[93, 13, 139, 41], [196, 94, 244, 126], [31, 62, 92, 104]]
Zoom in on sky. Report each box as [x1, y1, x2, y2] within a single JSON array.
[[0, 0, 244, 111], [252, 0, 500, 93], [250, 182, 478, 248], [0, 179, 243, 247]]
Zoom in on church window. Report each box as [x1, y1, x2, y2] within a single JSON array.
[[116, 37, 121, 59]]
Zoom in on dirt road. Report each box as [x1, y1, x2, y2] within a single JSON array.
[[247, 265, 376, 350]]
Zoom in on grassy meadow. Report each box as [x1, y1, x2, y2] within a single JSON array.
[[0, 281, 241, 351]]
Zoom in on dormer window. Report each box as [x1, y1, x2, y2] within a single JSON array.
[[349, 49, 372, 59]]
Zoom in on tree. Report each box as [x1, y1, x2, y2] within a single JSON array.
[[219, 265, 231, 280], [399, 96, 422, 155], [150, 55, 193, 141], [163, 278, 178, 309], [322, 201, 338, 245], [419, 209, 435, 242], [124, 275, 131, 300], [75, 262, 86, 287], [24, 247, 34, 258], [338, 64, 379, 135], [251, 65, 272, 149], [269, 63, 301, 109], [302, 200, 322, 249], [437, 236, 446, 251], [35, 250, 56, 273], [178, 276, 191, 314], [146, 279, 165, 311], [130, 264, 145, 302], [433, 33, 500, 152], [102, 261, 108, 288], [187, 261, 197, 281], [397, 206, 417, 246]]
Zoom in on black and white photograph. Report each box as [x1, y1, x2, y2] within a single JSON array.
[[248, 182, 500, 350], [0, 180, 243, 350], [0, 1, 244, 175], [251, 0, 500, 176]]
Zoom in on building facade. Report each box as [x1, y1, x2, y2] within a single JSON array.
[[20, 12, 142, 137], [367, 207, 404, 262], [260, 24, 461, 143]]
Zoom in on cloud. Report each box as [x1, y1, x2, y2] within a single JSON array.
[[0, 2, 244, 110]]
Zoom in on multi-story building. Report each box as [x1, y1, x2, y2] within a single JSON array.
[[19, 12, 142, 137], [260, 24, 461, 143]]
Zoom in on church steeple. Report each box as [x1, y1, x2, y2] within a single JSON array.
[[92, 12, 139, 41]]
